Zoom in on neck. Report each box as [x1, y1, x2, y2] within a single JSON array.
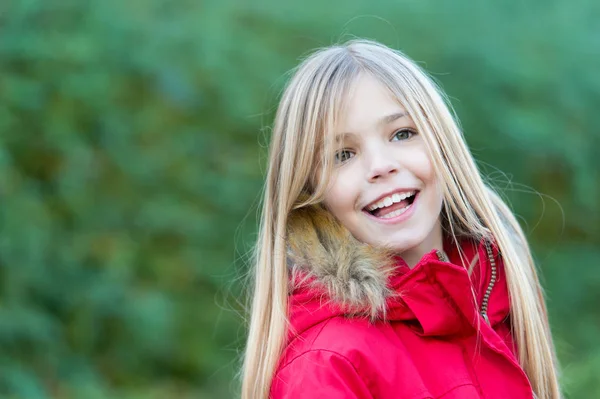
[[399, 218, 444, 268]]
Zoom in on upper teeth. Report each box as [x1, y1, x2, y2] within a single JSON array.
[[367, 191, 415, 211]]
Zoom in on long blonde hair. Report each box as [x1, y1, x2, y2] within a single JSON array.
[[241, 39, 561, 399]]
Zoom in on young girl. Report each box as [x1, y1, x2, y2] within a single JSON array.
[[241, 39, 562, 398]]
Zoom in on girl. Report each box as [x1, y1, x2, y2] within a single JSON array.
[[241, 39, 561, 398]]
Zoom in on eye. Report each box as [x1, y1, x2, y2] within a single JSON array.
[[391, 128, 416, 141], [334, 149, 355, 164]]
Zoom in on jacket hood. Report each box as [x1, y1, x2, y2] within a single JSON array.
[[286, 204, 510, 340]]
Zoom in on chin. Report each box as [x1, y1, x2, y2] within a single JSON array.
[[371, 236, 424, 254]]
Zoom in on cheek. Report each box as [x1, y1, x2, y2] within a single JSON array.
[[409, 150, 443, 206], [322, 171, 356, 217], [408, 149, 436, 184]]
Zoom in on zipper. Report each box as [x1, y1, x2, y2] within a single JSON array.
[[437, 242, 497, 325], [480, 241, 497, 325], [435, 249, 449, 263]]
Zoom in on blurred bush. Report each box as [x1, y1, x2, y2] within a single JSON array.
[[0, 0, 598, 398]]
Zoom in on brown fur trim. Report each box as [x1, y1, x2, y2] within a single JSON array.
[[286, 204, 396, 319]]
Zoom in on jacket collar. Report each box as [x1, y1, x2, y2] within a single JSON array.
[[286, 204, 510, 337]]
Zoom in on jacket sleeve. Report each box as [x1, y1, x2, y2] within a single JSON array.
[[270, 349, 373, 398]]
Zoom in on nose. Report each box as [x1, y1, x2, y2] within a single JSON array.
[[366, 151, 399, 183]]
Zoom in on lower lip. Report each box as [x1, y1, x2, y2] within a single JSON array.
[[363, 192, 419, 224]]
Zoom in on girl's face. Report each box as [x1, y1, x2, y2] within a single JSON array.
[[322, 74, 444, 267]]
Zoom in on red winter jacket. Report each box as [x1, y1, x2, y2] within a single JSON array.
[[271, 208, 533, 398]]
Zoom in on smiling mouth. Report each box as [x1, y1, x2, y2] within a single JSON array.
[[364, 191, 418, 219]]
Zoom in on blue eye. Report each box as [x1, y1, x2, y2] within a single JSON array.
[[392, 129, 416, 141], [334, 149, 354, 163]]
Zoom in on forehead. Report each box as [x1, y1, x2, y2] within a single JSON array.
[[336, 73, 408, 134]]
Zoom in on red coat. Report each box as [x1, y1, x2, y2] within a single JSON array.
[[271, 209, 533, 398]]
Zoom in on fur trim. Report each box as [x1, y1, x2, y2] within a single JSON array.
[[286, 204, 396, 319]]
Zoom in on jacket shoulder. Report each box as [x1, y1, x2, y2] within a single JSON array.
[[275, 316, 401, 394], [271, 348, 373, 398], [284, 315, 394, 368]]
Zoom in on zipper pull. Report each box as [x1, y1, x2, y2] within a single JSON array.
[[481, 312, 490, 325]]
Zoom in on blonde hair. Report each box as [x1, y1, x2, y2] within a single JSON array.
[[241, 39, 561, 399]]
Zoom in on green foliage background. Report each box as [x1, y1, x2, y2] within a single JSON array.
[[0, 0, 598, 397]]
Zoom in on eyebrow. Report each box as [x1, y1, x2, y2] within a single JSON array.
[[380, 111, 408, 125], [334, 111, 408, 142]]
